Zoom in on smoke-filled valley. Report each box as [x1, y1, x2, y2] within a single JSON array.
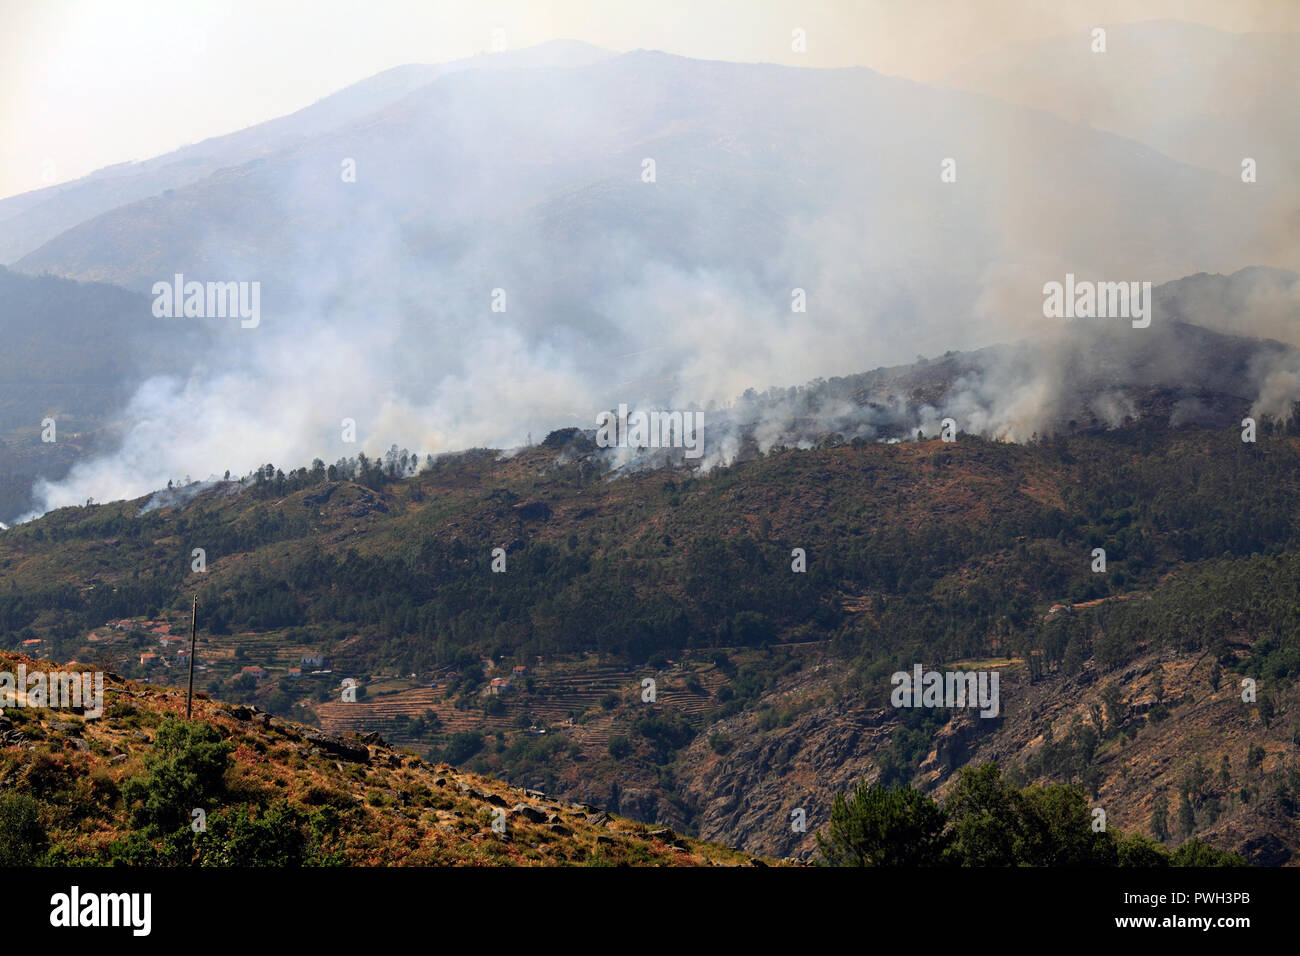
[[3, 25, 1299, 520]]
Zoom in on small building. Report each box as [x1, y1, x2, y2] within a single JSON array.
[[21, 638, 42, 648], [240, 665, 266, 680], [287, 667, 302, 678], [512, 665, 527, 677], [301, 654, 324, 668], [139, 652, 158, 666], [489, 677, 513, 696]]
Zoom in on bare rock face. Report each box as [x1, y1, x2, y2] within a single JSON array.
[[613, 788, 664, 826], [676, 692, 893, 861], [302, 729, 370, 763], [916, 710, 1000, 783]]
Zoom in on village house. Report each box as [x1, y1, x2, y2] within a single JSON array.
[[139, 652, 158, 666]]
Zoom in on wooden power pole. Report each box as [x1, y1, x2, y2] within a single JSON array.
[[186, 594, 197, 719]]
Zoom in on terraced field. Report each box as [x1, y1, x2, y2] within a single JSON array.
[[311, 659, 730, 753]]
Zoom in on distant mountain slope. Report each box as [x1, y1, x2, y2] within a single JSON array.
[[0, 40, 613, 265], [0, 266, 213, 401], [9, 48, 1275, 340], [631, 269, 1300, 452], [0, 267, 217, 520], [941, 20, 1300, 182]]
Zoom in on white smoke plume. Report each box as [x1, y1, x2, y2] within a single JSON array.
[[17, 31, 1300, 516]]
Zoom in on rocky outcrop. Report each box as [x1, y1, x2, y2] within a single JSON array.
[[303, 729, 370, 763]]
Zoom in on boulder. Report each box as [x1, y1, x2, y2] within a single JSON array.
[[512, 804, 548, 824], [303, 729, 370, 763]]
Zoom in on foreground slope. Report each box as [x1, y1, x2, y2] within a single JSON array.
[[0, 650, 765, 866]]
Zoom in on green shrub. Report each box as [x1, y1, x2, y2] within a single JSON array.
[[1117, 833, 1171, 866], [817, 781, 953, 867], [0, 793, 46, 865], [119, 717, 232, 834], [440, 731, 484, 765], [1171, 838, 1249, 867], [195, 803, 342, 866]]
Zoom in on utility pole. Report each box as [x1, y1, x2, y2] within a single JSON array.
[[186, 594, 197, 720]]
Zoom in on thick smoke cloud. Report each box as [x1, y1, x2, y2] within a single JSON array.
[[22, 25, 1300, 516]]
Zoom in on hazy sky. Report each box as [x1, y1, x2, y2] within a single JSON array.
[[2, 0, 1298, 201]]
